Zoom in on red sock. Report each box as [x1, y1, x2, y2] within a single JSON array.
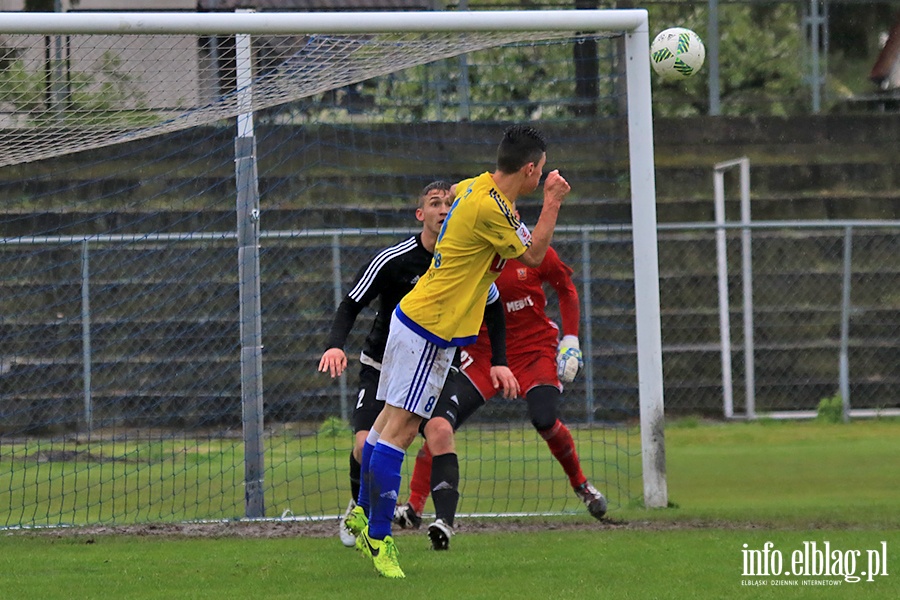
[[539, 419, 586, 489], [407, 442, 433, 514]]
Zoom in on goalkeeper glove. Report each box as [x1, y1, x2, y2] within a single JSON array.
[[557, 335, 583, 384]]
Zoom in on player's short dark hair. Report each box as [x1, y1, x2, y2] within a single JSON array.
[[417, 179, 452, 207], [496, 125, 547, 174]]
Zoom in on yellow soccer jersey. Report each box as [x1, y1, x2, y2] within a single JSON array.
[[397, 172, 532, 347]]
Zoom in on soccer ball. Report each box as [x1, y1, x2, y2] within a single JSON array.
[[650, 27, 705, 80]]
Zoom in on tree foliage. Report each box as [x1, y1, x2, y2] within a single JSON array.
[[14, 2, 813, 123], [291, 4, 811, 122], [648, 3, 807, 116], [367, 41, 586, 122], [0, 53, 157, 127]]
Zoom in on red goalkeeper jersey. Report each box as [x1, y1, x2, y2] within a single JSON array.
[[469, 245, 579, 358]]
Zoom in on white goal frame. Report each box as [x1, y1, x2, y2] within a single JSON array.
[[0, 9, 667, 509]]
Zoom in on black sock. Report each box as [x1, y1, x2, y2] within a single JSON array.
[[349, 451, 361, 503], [430, 452, 460, 527]]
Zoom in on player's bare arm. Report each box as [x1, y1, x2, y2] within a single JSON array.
[[318, 347, 348, 378], [518, 169, 570, 267]]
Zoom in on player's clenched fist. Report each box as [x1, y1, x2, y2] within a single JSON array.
[[542, 169, 570, 205]]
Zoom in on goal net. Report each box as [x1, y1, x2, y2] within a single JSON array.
[[0, 10, 664, 528]]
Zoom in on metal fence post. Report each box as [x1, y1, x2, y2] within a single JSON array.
[[707, 0, 721, 115], [580, 229, 595, 425], [739, 159, 756, 419], [839, 225, 853, 422], [805, 0, 828, 113], [80, 240, 92, 432], [331, 232, 348, 422]]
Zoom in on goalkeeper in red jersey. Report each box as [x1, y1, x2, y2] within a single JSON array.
[[394, 244, 608, 549]]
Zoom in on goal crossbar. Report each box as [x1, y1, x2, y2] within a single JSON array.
[[0, 10, 649, 35]]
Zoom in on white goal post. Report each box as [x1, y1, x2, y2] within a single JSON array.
[[0, 9, 666, 510]]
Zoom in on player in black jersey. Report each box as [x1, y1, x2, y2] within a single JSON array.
[[318, 181, 518, 548]]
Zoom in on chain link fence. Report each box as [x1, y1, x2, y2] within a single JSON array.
[[2, 220, 896, 527], [3, 222, 896, 433], [655, 222, 900, 417]]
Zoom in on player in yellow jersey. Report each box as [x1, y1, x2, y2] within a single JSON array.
[[348, 125, 570, 579]]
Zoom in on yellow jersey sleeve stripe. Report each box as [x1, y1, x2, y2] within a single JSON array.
[[491, 189, 520, 230]]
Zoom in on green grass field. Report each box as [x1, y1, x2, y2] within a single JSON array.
[[1, 418, 898, 599]]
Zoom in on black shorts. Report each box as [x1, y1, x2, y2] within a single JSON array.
[[423, 367, 486, 433], [350, 363, 384, 433]]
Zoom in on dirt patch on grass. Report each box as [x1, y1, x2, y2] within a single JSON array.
[[7, 515, 783, 540]]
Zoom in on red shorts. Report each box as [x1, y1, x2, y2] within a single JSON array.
[[459, 342, 562, 401]]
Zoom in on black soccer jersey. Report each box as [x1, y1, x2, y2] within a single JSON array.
[[324, 234, 433, 365]]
